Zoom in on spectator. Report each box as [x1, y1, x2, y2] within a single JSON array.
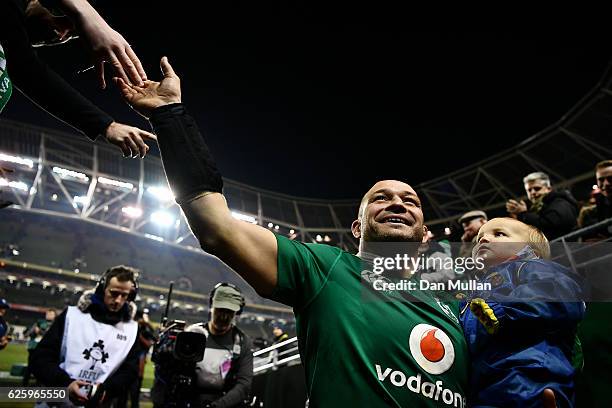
[[0, 298, 10, 350], [577, 160, 612, 240], [506, 171, 578, 239], [0, 0, 157, 158], [458, 210, 488, 258], [22, 308, 56, 385], [272, 323, 289, 346], [417, 230, 455, 284]]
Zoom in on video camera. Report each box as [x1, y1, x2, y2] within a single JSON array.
[[151, 283, 207, 407]]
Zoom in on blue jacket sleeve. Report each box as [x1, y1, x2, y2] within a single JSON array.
[[487, 261, 585, 332]]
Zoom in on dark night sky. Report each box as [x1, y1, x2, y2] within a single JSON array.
[[3, 7, 610, 199]]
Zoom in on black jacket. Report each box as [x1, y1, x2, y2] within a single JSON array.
[[29, 301, 139, 398], [0, 0, 114, 139], [517, 190, 578, 240]]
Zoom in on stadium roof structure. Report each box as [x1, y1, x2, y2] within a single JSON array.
[[1, 61, 611, 248]]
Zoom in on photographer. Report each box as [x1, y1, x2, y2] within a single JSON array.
[[152, 283, 253, 408], [30, 266, 140, 407]]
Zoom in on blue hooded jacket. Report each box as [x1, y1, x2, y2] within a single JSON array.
[[460, 247, 585, 407]]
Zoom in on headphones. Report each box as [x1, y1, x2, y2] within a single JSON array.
[[209, 282, 245, 316], [94, 267, 139, 302]]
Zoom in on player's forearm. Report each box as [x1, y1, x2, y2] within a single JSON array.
[[149, 103, 278, 294], [47, 0, 103, 23], [149, 104, 230, 246]]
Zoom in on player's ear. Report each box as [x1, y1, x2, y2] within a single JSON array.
[[421, 225, 429, 243], [351, 219, 362, 239]]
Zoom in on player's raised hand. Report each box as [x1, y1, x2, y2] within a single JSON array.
[[114, 57, 181, 119]]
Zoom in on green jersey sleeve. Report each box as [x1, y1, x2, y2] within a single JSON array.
[[270, 234, 344, 310]]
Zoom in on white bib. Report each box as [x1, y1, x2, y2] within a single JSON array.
[[60, 306, 137, 384]]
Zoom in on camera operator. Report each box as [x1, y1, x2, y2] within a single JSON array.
[[152, 283, 253, 408], [30, 265, 140, 407]]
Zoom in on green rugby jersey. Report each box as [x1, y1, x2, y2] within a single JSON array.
[[271, 235, 469, 407], [0, 44, 12, 113]]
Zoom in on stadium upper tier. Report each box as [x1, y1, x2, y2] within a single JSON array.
[[0, 60, 611, 248]]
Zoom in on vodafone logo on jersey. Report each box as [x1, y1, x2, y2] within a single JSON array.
[[409, 324, 455, 375]]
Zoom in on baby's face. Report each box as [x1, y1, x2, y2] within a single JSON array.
[[474, 218, 531, 268]]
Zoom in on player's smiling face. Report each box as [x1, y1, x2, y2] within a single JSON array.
[[353, 180, 425, 243]]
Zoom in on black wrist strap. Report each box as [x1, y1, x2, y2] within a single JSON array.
[[149, 103, 223, 204]]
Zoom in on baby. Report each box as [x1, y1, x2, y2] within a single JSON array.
[[460, 217, 584, 407]]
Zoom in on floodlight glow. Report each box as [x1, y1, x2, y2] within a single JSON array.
[[231, 211, 257, 224], [53, 166, 89, 182], [147, 186, 174, 202], [151, 211, 174, 227], [289, 229, 295, 234], [274, 225, 280, 230], [145, 233, 164, 242], [267, 222, 273, 228], [444, 227, 451, 235], [0, 178, 28, 191], [323, 235, 331, 242], [593, 184, 598, 190], [51, 194, 58, 201], [316, 235, 323, 242], [122, 206, 143, 218], [98, 176, 134, 190], [0, 153, 34, 168]]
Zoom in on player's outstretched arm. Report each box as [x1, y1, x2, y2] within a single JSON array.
[[114, 57, 278, 295]]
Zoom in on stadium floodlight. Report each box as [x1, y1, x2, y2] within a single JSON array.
[[122, 206, 143, 218], [274, 225, 279, 230], [51, 193, 58, 201], [0, 153, 34, 169], [289, 229, 295, 234], [52, 166, 89, 182], [267, 222, 273, 228], [0, 178, 29, 191], [145, 233, 164, 242], [231, 210, 257, 224], [151, 210, 175, 227], [146, 186, 174, 202], [444, 227, 451, 235], [323, 235, 331, 242], [73, 195, 90, 206], [98, 176, 134, 190], [316, 235, 323, 242]]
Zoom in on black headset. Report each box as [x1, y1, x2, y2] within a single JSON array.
[[209, 282, 245, 316], [94, 267, 139, 302]]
